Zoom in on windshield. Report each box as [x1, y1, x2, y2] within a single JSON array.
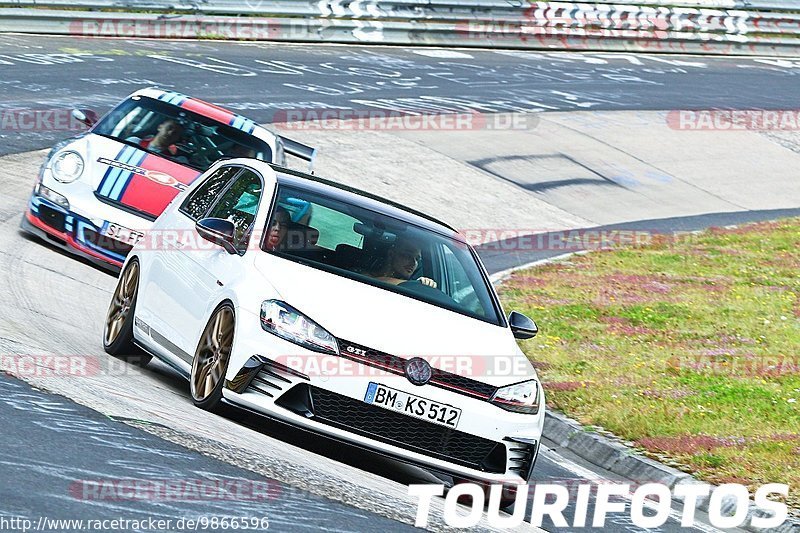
[[262, 185, 503, 325], [93, 96, 272, 171]]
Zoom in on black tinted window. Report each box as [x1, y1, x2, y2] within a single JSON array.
[[181, 166, 240, 220], [206, 170, 263, 252]]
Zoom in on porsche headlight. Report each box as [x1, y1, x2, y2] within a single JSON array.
[[260, 300, 339, 355], [491, 379, 541, 414], [51, 151, 84, 183]]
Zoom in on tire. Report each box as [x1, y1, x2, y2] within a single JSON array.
[[190, 303, 235, 411], [103, 259, 151, 366]]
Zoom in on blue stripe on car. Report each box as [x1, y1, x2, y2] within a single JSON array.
[[99, 147, 134, 198], [98, 146, 136, 197], [97, 146, 128, 196], [110, 150, 147, 201]]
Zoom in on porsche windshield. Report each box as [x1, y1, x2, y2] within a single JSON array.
[[262, 185, 503, 325], [93, 96, 271, 171]]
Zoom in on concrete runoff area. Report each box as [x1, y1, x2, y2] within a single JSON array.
[[2, 110, 799, 530], [283, 110, 800, 231]]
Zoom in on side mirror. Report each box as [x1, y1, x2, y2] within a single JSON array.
[[72, 108, 99, 128], [509, 311, 538, 339], [196, 218, 237, 254]]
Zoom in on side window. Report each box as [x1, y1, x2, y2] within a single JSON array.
[[306, 203, 363, 251], [206, 169, 263, 252], [180, 166, 240, 220]]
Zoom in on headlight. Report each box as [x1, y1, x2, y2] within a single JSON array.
[[51, 151, 84, 183], [491, 379, 541, 414], [35, 183, 70, 210], [260, 300, 339, 355]]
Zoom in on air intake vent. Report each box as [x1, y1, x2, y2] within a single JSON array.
[[226, 355, 309, 396], [505, 438, 538, 481]]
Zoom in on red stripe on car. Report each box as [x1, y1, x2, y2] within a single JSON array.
[[180, 98, 237, 125], [119, 155, 201, 218]]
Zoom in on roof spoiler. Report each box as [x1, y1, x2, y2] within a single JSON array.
[[279, 136, 317, 173]]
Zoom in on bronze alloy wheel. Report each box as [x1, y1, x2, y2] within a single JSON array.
[[104, 261, 139, 347], [191, 305, 235, 406]]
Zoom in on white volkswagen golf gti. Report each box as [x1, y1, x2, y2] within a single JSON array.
[[103, 158, 544, 490]]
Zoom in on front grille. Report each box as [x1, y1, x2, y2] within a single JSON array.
[[277, 384, 506, 473], [83, 228, 133, 256], [37, 204, 66, 233], [336, 339, 498, 400], [432, 373, 497, 399]]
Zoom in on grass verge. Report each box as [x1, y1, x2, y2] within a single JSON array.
[[499, 218, 800, 509]]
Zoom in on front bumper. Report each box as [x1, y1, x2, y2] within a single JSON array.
[[22, 194, 134, 271], [222, 353, 543, 485]]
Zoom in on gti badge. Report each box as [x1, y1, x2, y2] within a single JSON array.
[[345, 345, 367, 357], [405, 357, 432, 386]]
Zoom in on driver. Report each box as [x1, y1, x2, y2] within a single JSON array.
[[370, 239, 437, 288], [264, 207, 290, 251], [127, 119, 184, 156]]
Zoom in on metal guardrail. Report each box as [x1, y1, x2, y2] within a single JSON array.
[[1, 1, 800, 56], [4, 0, 800, 9], [5, 0, 800, 13]]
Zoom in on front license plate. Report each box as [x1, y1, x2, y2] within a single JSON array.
[[364, 382, 462, 429], [104, 223, 144, 246]]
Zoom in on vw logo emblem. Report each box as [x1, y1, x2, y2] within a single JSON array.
[[404, 357, 432, 386]]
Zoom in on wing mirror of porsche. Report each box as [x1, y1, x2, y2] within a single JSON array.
[[509, 311, 538, 339], [71, 108, 99, 128], [196, 218, 238, 255]]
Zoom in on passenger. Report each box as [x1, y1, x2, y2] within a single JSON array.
[[370, 239, 437, 288], [264, 207, 290, 251], [127, 119, 184, 156]]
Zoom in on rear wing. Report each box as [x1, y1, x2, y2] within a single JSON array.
[[279, 136, 317, 173]]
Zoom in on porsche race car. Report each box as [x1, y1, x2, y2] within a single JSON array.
[[21, 88, 315, 271]]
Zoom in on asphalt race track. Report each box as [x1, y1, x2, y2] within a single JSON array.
[[2, 34, 800, 157], [0, 373, 415, 532], [2, 34, 798, 532]]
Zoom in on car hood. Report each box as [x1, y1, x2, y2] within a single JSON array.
[[254, 253, 537, 387], [77, 133, 201, 219]]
